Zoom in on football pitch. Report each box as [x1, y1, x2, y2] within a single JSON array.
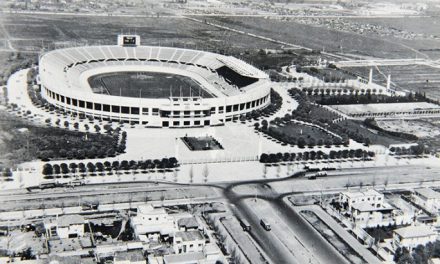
[[88, 71, 214, 99]]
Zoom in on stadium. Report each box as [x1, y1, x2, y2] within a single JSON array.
[[38, 35, 272, 128]]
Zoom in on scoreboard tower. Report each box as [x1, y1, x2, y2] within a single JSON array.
[[117, 34, 141, 47]]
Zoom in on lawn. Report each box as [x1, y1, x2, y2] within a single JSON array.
[[88, 71, 213, 99], [0, 110, 120, 168], [266, 122, 336, 147]]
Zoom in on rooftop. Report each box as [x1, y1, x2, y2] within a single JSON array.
[[138, 204, 167, 216], [114, 250, 145, 262], [174, 230, 204, 242], [177, 217, 199, 229], [351, 203, 393, 212], [57, 214, 85, 227], [341, 189, 383, 199], [394, 225, 436, 239], [163, 252, 204, 264], [414, 188, 440, 200]]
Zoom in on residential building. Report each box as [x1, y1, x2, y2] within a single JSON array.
[[339, 189, 384, 211], [44, 214, 85, 239], [131, 204, 175, 241], [114, 250, 146, 264], [393, 225, 437, 249], [177, 217, 199, 231], [173, 230, 205, 254], [163, 252, 205, 264], [350, 203, 413, 228], [412, 188, 440, 214]]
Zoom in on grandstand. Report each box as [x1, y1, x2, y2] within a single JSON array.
[[38, 36, 271, 128]]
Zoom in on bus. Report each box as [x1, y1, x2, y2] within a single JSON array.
[[239, 218, 251, 232], [260, 218, 271, 231]]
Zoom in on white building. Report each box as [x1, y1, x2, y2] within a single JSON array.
[[339, 189, 384, 211], [412, 188, 440, 214], [173, 230, 206, 254], [114, 250, 146, 264], [44, 214, 85, 239], [393, 225, 437, 249], [131, 204, 175, 241], [163, 244, 223, 264]]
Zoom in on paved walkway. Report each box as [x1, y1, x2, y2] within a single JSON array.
[[3, 68, 439, 191]]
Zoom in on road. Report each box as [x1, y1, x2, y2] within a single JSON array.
[[2, 164, 440, 263]]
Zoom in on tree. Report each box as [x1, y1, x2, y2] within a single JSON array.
[[95, 162, 104, 172], [203, 164, 209, 183], [69, 163, 78, 173], [60, 163, 69, 174], [42, 164, 53, 175], [260, 153, 269, 163], [87, 162, 96, 173], [53, 164, 61, 175]]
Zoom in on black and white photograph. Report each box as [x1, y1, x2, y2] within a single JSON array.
[[0, 0, 440, 263]]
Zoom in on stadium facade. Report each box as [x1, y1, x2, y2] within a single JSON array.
[[38, 36, 271, 128]]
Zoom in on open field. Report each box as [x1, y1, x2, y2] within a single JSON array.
[[331, 102, 440, 115], [345, 16, 440, 38], [377, 119, 440, 139], [88, 71, 213, 99], [203, 16, 440, 60], [376, 118, 440, 152], [1, 14, 281, 55], [340, 64, 440, 101]]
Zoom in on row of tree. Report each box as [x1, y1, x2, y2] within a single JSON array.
[[260, 149, 375, 163], [42, 158, 179, 175], [316, 91, 431, 105], [389, 144, 427, 156]]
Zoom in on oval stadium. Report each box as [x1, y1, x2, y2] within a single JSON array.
[[38, 35, 271, 128]]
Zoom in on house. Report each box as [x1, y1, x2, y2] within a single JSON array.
[[393, 225, 437, 249], [350, 202, 413, 228], [131, 204, 175, 241], [339, 189, 384, 211], [44, 214, 85, 239], [114, 250, 146, 264], [412, 188, 440, 214], [173, 230, 205, 254], [177, 217, 199, 231], [351, 203, 394, 228], [163, 244, 224, 264], [163, 252, 204, 264]]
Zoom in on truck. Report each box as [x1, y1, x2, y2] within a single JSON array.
[[260, 218, 271, 231]]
